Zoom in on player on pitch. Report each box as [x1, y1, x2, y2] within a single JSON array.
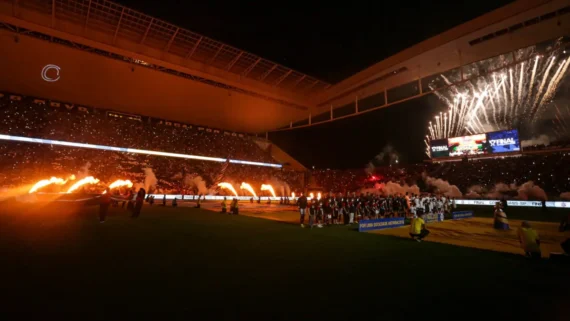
[[410, 212, 430, 242]]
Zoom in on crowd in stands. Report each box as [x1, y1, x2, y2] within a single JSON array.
[[0, 94, 304, 194], [2, 94, 570, 200], [312, 153, 570, 200]]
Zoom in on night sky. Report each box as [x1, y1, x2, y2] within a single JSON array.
[[116, 0, 514, 168]]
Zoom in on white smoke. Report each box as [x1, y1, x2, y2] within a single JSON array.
[[424, 176, 462, 197], [366, 145, 400, 173], [521, 135, 551, 147], [560, 192, 570, 200], [143, 168, 157, 192], [183, 175, 209, 195], [270, 178, 290, 197], [77, 162, 91, 178], [363, 181, 420, 196], [517, 181, 547, 201], [485, 183, 518, 199]]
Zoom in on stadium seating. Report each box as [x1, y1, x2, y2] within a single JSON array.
[[0, 94, 304, 194]]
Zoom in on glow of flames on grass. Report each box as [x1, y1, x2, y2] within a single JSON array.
[[217, 182, 238, 197], [109, 179, 133, 190], [66, 176, 100, 193], [260, 184, 277, 198], [29, 177, 67, 193], [240, 182, 257, 198]]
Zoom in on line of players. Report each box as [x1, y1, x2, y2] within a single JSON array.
[[297, 193, 457, 228]]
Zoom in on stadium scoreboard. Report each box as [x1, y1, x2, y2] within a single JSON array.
[[430, 129, 521, 159]]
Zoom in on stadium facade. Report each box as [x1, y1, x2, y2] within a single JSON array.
[[0, 0, 569, 134]]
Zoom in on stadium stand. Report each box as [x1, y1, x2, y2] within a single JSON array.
[[0, 93, 304, 194]]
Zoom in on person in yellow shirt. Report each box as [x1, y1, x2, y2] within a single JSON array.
[[517, 221, 541, 259], [409, 212, 430, 242]]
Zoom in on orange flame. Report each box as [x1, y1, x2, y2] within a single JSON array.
[[218, 182, 238, 197], [66, 176, 100, 193], [310, 193, 314, 199], [317, 192, 321, 200], [109, 179, 133, 190], [291, 192, 295, 198], [260, 184, 276, 198], [29, 177, 67, 193], [240, 182, 257, 198]]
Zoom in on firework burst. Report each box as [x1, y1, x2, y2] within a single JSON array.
[[424, 40, 570, 156]]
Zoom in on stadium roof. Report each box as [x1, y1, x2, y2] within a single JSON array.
[[0, 0, 568, 133]]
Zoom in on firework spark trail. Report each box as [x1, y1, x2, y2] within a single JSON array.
[[501, 76, 509, 125], [509, 68, 515, 121], [524, 56, 540, 115], [426, 41, 569, 143], [516, 62, 524, 118], [540, 59, 570, 115], [530, 56, 556, 119]]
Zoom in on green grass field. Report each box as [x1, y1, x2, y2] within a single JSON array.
[[1, 201, 569, 320]]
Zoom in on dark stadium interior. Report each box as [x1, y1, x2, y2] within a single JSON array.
[[2, 0, 570, 320]]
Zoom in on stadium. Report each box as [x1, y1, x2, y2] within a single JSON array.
[[1, 0, 570, 319]]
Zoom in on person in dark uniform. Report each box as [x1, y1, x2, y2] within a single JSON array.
[[221, 197, 227, 214], [297, 193, 308, 228], [172, 198, 178, 207], [132, 188, 145, 218], [99, 188, 111, 223]]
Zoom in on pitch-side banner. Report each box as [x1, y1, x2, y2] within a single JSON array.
[[452, 211, 474, 220], [358, 217, 405, 232], [455, 199, 498, 206], [423, 213, 444, 223], [507, 200, 542, 207]]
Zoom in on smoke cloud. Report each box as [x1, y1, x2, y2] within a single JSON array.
[[424, 176, 462, 197], [143, 168, 157, 192], [517, 181, 547, 201], [183, 175, 209, 195], [362, 181, 420, 196], [560, 192, 570, 200], [77, 162, 91, 178], [521, 135, 550, 147], [366, 145, 399, 173]]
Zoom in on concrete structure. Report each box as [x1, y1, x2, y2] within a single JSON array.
[[0, 0, 569, 133]]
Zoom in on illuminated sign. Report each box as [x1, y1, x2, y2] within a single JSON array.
[[0, 134, 282, 168], [486, 129, 521, 154], [41, 64, 61, 82], [430, 138, 450, 158], [448, 134, 486, 157]]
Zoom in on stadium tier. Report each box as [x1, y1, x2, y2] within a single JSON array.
[[0, 93, 304, 194]]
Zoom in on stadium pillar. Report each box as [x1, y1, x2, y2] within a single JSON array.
[[309, 113, 312, 125], [290, 121, 292, 129], [51, 0, 55, 28], [330, 105, 333, 120], [355, 96, 359, 113]]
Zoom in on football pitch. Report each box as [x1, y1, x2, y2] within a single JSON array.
[[1, 201, 569, 320]]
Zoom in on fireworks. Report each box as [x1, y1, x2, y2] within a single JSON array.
[[553, 104, 570, 138], [260, 184, 277, 197], [425, 42, 570, 156], [217, 182, 238, 197], [240, 182, 257, 198], [29, 177, 67, 193], [66, 176, 100, 193], [109, 179, 133, 190]]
